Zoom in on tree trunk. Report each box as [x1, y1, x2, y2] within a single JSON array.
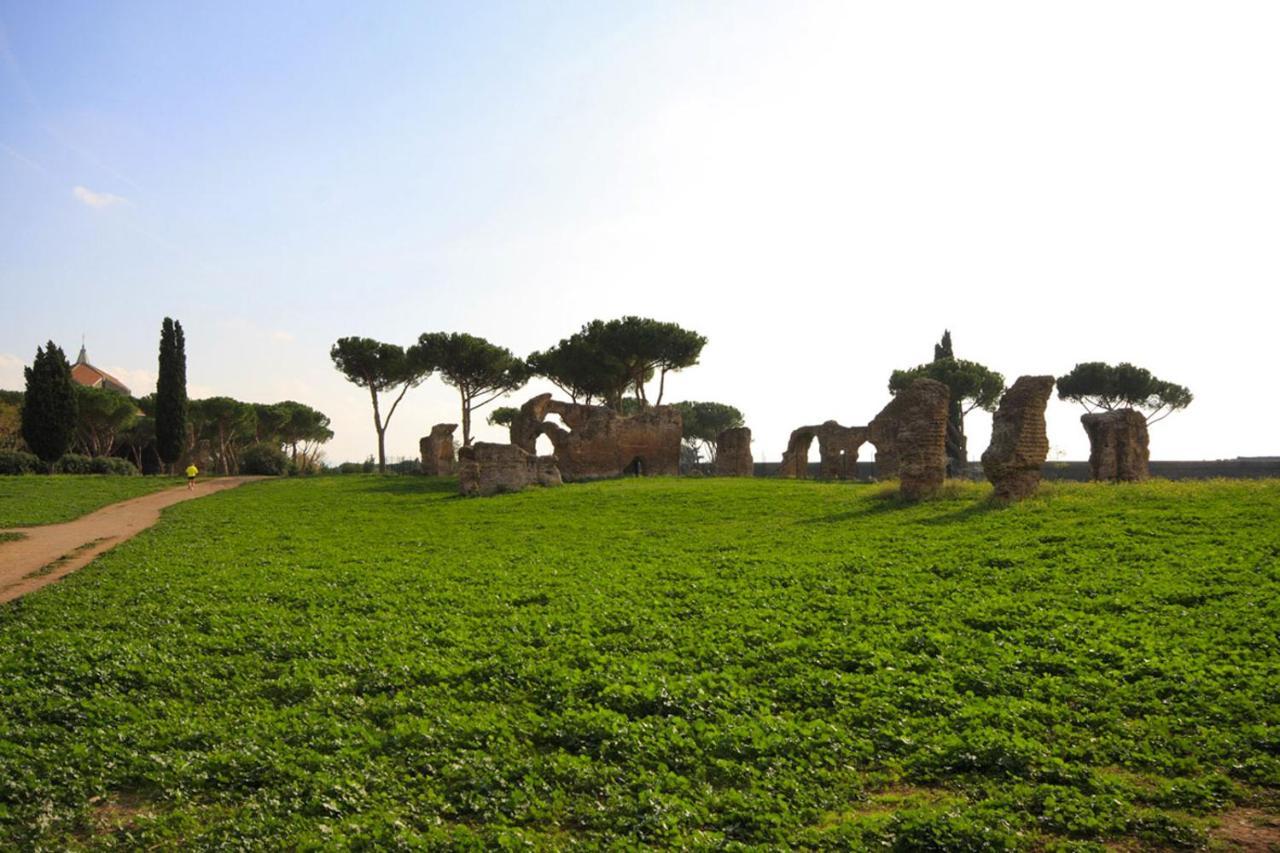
[[369, 386, 386, 474], [945, 402, 966, 477], [461, 388, 472, 446]]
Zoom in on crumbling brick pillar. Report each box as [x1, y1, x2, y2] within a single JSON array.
[[713, 427, 753, 476], [1081, 409, 1150, 482], [981, 376, 1054, 500], [420, 423, 457, 476]]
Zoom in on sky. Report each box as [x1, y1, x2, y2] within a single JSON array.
[[2, 1, 1277, 465]]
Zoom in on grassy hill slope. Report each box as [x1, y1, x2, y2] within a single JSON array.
[[1, 476, 1277, 848]]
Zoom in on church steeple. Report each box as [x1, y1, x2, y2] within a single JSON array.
[[76, 337, 88, 365]]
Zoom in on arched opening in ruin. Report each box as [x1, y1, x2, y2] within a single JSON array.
[[535, 412, 568, 459], [828, 435, 870, 481], [626, 456, 646, 476], [865, 440, 885, 473], [778, 430, 818, 478], [782, 424, 869, 480]]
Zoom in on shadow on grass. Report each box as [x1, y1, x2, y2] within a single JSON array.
[[796, 484, 917, 524], [800, 485, 1008, 526], [798, 500, 904, 525], [916, 499, 1006, 526], [355, 476, 458, 496]]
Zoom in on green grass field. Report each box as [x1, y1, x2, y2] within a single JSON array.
[[1, 475, 1277, 849], [0, 475, 183, 528]]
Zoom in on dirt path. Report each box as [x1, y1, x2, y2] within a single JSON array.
[[0, 477, 265, 604]]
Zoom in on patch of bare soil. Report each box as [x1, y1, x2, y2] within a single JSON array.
[[1211, 808, 1280, 851], [88, 791, 159, 835]]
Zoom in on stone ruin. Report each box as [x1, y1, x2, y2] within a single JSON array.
[[777, 421, 868, 480], [866, 395, 908, 480], [881, 378, 950, 499], [981, 375, 1055, 500], [419, 423, 457, 476], [1081, 409, 1150, 482], [775, 380, 947, 496], [713, 427, 753, 477], [511, 393, 682, 482], [457, 441, 562, 497]]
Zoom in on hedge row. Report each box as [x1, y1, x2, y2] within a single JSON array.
[[0, 451, 139, 476]]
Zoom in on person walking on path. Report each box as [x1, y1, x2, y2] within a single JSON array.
[[186, 463, 198, 490]]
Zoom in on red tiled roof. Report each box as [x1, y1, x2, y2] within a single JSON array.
[[71, 362, 131, 396]]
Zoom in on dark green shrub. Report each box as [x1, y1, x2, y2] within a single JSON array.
[[0, 450, 42, 474], [88, 456, 140, 476], [241, 444, 288, 476], [54, 453, 95, 474]]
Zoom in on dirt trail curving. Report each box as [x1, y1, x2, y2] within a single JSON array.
[[0, 477, 265, 604]]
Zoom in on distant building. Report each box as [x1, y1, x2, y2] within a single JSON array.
[[70, 344, 131, 396]]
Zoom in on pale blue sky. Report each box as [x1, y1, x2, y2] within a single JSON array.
[[3, 2, 1278, 464]]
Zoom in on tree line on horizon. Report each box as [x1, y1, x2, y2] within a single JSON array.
[[334, 319, 1194, 476], [5, 321, 334, 476], [10, 318, 1193, 477], [318, 337, 1199, 474]]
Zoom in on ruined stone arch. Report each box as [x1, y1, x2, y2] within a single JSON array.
[[778, 421, 869, 480], [510, 393, 682, 482]]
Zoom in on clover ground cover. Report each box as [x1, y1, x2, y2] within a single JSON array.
[[0, 475, 1277, 848], [0, 475, 183, 528]]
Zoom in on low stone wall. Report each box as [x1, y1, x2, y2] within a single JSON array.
[[752, 458, 1280, 481], [458, 442, 562, 497]]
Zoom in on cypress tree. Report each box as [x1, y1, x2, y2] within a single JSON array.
[[933, 329, 963, 474], [933, 329, 953, 361], [22, 341, 79, 463], [155, 317, 188, 469], [891, 331, 1003, 478]]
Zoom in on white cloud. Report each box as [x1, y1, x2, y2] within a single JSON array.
[[102, 366, 156, 396], [1, 142, 46, 174], [0, 353, 23, 390], [72, 185, 127, 208], [271, 330, 295, 344]]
